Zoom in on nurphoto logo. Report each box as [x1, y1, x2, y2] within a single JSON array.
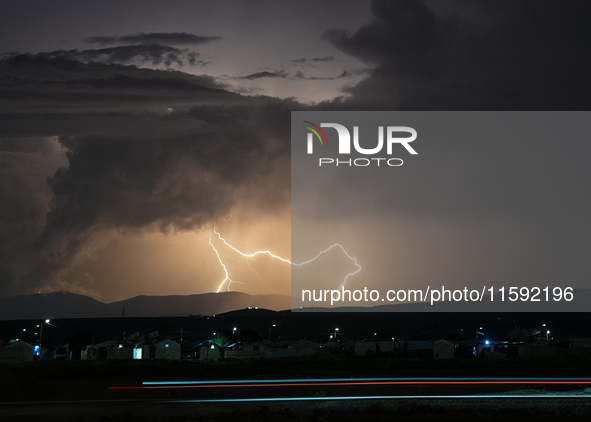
[[302, 121, 417, 167]]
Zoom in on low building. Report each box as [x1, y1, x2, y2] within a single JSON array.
[[84, 340, 117, 360], [433, 339, 455, 359], [107, 343, 133, 360], [0, 340, 35, 363], [265, 348, 296, 358], [155, 340, 181, 360], [354, 341, 396, 356], [289, 340, 319, 357], [197, 344, 222, 361]]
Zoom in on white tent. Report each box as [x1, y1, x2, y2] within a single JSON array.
[[155, 339, 181, 360]]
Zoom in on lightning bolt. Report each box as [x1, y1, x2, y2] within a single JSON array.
[[210, 227, 361, 293], [208, 232, 244, 292]]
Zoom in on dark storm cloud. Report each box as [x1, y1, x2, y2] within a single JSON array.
[[85, 32, 222, 46], [0, 55, 236, 114], [239, 70, 289, 80], [5, 45, 210, 68], [290, 56, 334, 65], [294, 70, 354, 81], [324, 0, 591, 110], [0, 138, 60, 154], [0, 138, 67, 295], [0, 56, 301, 294], [235, 69, 353, 82]]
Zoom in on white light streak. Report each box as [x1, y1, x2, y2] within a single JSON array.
[[209, 227, 361, 292], [208, 232, 243, 292]]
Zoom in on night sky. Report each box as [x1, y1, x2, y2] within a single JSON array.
[[1, 0, 590, 303]]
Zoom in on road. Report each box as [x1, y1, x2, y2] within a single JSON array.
[[3, 378, 591, 420]]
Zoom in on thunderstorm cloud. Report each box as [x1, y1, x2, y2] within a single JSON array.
[[324, 0, 591, 110], [3, 45, 209, 68], [0, 0, 590, 301], [85, 32, 222, 46], [238, 70, 289, 80], [0, 55, 297, 297]]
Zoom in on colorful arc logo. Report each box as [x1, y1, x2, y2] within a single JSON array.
[[302, 121, 328, 145]]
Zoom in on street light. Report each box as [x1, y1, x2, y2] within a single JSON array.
[[39, 319, 50, 347], [334, 328, 339, 341], [268, 324, 276, 341]]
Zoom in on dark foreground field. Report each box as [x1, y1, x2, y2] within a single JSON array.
[[3, 397, 591, 422], [2, 357, 591, 421], [3, 356, 591, 401]]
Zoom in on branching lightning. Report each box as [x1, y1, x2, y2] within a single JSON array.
[[209, 227, 361, 293], [208, 232, 243, 292]]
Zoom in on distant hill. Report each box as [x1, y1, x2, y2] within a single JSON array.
[[0, 291, 291, 320], [3, 287, 589, 320]]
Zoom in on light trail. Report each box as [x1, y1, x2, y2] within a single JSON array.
[[143, 393, 591, 404], [142, 377, 591, 385], [110, 380, 591, 390], [211, 227, 361, 292], [6, 394, 591, 411], [107, 377, 591, 391], [165, 394, 591, 403]]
